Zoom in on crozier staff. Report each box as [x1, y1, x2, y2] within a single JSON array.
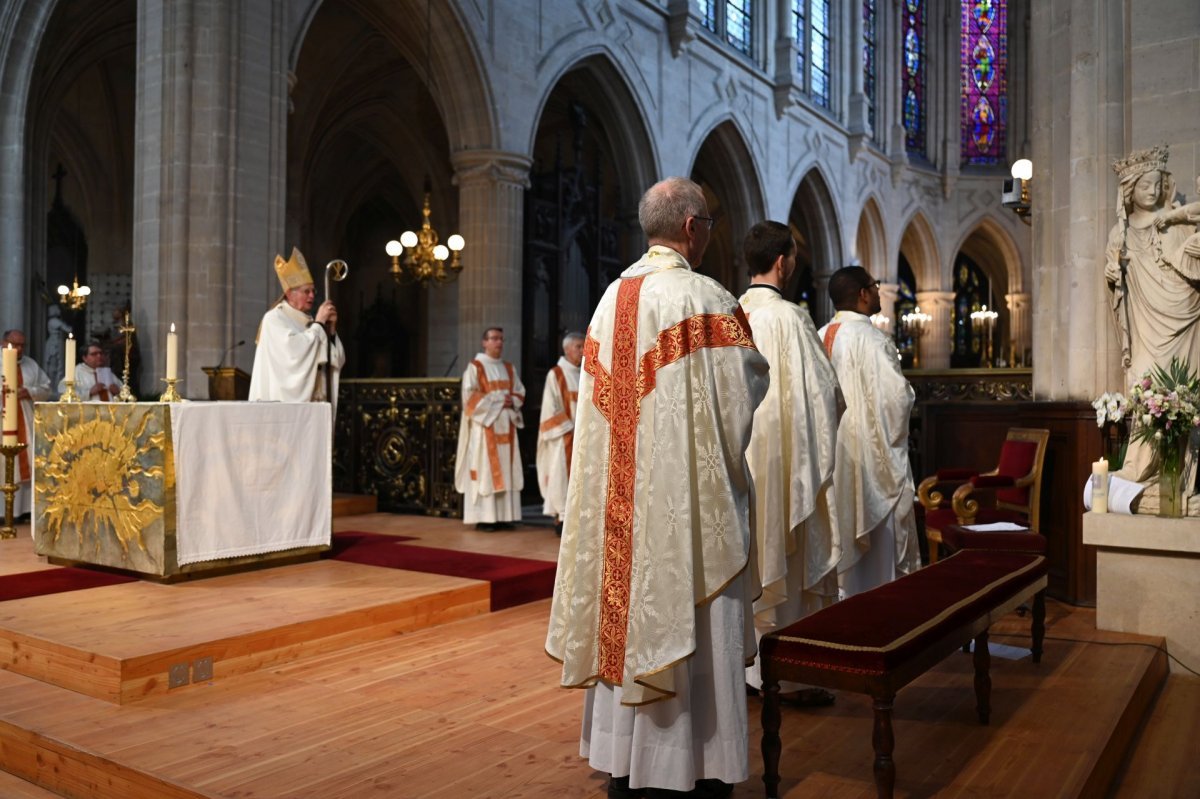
[[249, 247, 346, 413]]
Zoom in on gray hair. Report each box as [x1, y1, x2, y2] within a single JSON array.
[[638, 177, 707, 240], [561, 331, 584, 350]]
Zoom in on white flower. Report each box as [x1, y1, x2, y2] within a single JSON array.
[[1095, 406, 1107, 427]]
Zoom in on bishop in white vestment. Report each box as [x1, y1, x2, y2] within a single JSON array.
[[3, 330, 51, 516], [536, 332, 582, 531], [249, 248, 346, 412], [817, 267, 920, 596], [736, 223, 841, 700], [454, 327, 525, 528], [547, 178, 769, 797]]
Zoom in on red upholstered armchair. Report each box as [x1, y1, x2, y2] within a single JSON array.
[[917, 428, 1050, 564]]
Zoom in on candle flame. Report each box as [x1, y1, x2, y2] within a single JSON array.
[[170, 323, 176, 333]]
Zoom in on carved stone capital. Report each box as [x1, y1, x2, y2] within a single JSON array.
[[450, 149, 533, 190], [667, 0, 698, 57]]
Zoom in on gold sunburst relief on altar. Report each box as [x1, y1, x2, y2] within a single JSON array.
[[33, 403, 173, 574]]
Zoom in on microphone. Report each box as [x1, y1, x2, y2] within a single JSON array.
[[217, 340, 246, 369], [443, 354, 458, 377]]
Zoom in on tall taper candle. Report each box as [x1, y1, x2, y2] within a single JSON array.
[[65, 334, 76, 383], [166, 323, 178, 381], [2, 344, 16, 445]]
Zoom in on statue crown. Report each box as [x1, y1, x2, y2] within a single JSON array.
[[1112, 145, 1169, 181]]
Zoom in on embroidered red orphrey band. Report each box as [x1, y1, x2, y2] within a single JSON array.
[[470, 359, 519, 490], [822, 323, 841, 358], [593, 280, 758, 684]]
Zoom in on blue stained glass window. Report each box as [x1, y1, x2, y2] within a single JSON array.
[[810, 0, 831, 108], [700, 0, 718, 33], [725, 0, 753, 55], [863, 0, 877, 131], [792, 0, 807, 84], [902, 0, 926, 156], [960, 0, 1008, 164]]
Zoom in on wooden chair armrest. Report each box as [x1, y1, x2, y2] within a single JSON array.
[[917, 476, 944, 510], [952, 482, 980, 525]]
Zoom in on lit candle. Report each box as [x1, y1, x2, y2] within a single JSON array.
[[166, 323, 178, 380], [2, 343, 16, 445], [1091, 458, 1109, 514], [65, 334, 76, 383]]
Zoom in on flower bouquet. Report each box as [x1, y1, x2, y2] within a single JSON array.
[[1092, 391, 1130, 470], [1126, 357, 1200, 517]]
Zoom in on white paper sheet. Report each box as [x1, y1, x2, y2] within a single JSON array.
[[1082, 474, 1146, 515], [963, 521, 1030, 532]]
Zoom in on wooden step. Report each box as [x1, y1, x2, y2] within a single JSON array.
[[0, 767, 66, 798], [332, 492, 378, 517], [0, 559, 487, 704]]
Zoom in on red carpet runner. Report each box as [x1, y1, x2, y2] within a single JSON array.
[[0, 567, 137, 602], [331, 531, 556, 612]]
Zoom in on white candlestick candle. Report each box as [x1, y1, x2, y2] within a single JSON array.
[[1091, 458, 1109, 514], [65, 334, 76, 383], [2, 344, 17, 445], [166, 323, 178, 381]]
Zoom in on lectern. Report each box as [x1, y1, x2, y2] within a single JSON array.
[[202, 366, 250, 400]]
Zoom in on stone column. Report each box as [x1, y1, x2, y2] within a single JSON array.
[[451, 149, 532, 371], [846, 0, 870, 150], [1006, 291, 1031, 366], [878, 281, 900, 336], [915, 290, 954, 369], [133, 0, 288, 396]]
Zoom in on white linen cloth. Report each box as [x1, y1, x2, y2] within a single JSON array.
[[738, 286, 841, 690], [536, 355, 579, 518], [169, 402, 331, 564], [817, 310, 920, 596]]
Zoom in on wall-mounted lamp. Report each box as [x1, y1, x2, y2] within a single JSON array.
[[1002, 158, 1032, 223]]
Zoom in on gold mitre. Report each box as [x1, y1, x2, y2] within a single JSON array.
[[1112, 145, 1169, 180], [274, 247, 314, 292]]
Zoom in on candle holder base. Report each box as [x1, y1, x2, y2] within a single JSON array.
[[159, 378, 184, 403], [0, 441, 27, 539], [59, 379, 82, 403], [116, 383, 136, 403]]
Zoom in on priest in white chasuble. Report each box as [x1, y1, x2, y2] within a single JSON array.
[[249, 247, 345, 411], [536, 331, 582, 536], [454, 327, 526, 531], [3, 329, 51, 516], [546, 177, 769, 798], [735, 223, 841, 705], [57, 341, 123, 401], [817, 266, 920, 597]]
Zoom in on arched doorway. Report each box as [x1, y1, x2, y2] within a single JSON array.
[[899, 211, 945, 368], [788, 168, 843, 324], [690, 120, 766, 294], [954, 218, 1023, 367]]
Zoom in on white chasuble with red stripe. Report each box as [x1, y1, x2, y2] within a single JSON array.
[[536, 356, 579, 518], [546, 246, 770, 706], [454, 353, 526, 500]]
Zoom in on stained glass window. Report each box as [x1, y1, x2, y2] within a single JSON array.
[[700, 0, 718, 33], [902, 0, 925, 156], [725, 0, 753, 55], [895, 256, 918, 369], [792, 0, 806, 85], [810, 0, 831, 108], [863, 0, 877, 131], [960, 0, 1007, 165], [951, 255, 989, 367]]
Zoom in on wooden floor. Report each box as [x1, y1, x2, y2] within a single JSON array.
[[0, 514, 1196, 798]]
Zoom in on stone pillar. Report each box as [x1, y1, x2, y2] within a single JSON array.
[[846, 0, 870, 149], [1006, 291, 1031, 366], [878, 281, 900, 335], [915, 290, 954, 369], [451, 149, 532, 371], [133, 0, 288, 396]]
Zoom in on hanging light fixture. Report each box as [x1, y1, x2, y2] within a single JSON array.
[[57, 275, 91, 311], [385, 177, 464, 286]]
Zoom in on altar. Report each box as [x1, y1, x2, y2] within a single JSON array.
[[1083, 512, 1200, 674], [31, 402, 332, 578]]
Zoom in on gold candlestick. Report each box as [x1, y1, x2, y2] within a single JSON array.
[[117, 311, 137, 403], [60, 378, 82, 402], [0, 442, 27, 539], [159, 377, 183, 403]]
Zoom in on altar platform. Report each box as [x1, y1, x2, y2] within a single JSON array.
[[0, 515, 1191, 797]]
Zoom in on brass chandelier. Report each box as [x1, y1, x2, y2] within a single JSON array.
[[386, 179, 464, 286], [57, 275, 91, 310]]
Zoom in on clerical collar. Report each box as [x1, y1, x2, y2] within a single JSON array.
[[747, 283, 782, 296]]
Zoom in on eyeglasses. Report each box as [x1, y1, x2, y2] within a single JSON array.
[[864, 279, 882, 290], [692, 215, 715, 230]]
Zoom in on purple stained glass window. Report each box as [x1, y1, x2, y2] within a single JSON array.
[[902, 0, 925, 156], [960, 0, 1008, 165], [863, 0, 877, 131]]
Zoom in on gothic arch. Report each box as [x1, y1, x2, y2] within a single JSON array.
[[854, 195, 887, 280], [689, 118, 767, 293], [951, 214, 1024, 294], [788, 166, 844, 323], [898, 211, 941, 290], [289, 0, 496, 152]]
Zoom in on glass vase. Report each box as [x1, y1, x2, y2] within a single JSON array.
[[1157, 437, 1188, 518]]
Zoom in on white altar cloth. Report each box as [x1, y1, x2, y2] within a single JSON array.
[[170, 402, 331, 565]]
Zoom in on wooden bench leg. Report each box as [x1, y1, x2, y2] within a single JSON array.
[[871, 694, 896, 799], [1031, 589, 1046, 664], [761, 677, 782, 799], [973, 630, 991, 725]]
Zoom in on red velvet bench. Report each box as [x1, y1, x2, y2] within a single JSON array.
[[759, 549, 1048, 799]]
